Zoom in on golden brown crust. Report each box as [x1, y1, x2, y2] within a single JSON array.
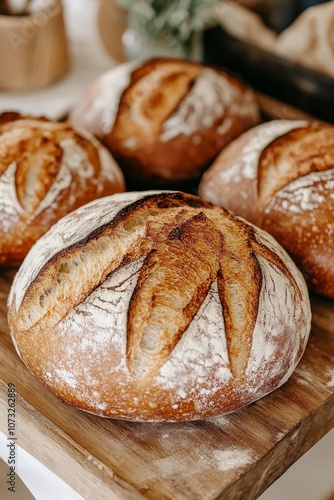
[[0, 111, 32, 126], [127, 212, 223, 378], [217, 231, 261, 379], [114, 60, 201, 144], [258, 124, 334, 204], [8, 191, 311, 421], [199, 120, 334, 297], [70, 58, 260, 186], [0, 114, 125, 267]]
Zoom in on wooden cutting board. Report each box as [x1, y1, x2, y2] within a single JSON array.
[[0, 270, 333, 500], [0, 95, 333, 499]]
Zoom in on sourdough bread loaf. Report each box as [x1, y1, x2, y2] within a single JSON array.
[[0, 112, 125, 266], [8, 191, 311, 421], [199, 120, 334, 298], [70, 59, 260, 187]]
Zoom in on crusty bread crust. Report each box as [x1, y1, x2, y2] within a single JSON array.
[[199, 120, 334, 298], [8, 191, 311, 421], [0, 113, 125, 267], [70, 59, 260, 187]]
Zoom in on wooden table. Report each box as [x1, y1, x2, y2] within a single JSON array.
[[0, 95, 333, 499]]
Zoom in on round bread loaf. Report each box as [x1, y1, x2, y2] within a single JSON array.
[[69, 58, 260, 187], [8, 191, 311, 421], [199, 119, 334, 298], [0, 112, 125, 267]]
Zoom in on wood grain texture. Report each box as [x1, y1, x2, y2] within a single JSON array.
[[0, 266, 333, 499]]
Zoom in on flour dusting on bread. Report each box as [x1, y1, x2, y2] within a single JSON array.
[[0, 114, 125, 266], [8, 191, 311, 421]]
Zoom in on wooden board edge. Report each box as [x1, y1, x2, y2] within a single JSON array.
[[219, 395, 334, 499]]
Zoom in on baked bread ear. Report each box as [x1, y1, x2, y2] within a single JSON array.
[[0, 113, 125, 267], [8, 191, 311, 421], [70, 58, 260, 188], [199, 119, 334, 298]]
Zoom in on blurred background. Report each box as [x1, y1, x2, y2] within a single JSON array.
[[0, 0, 334, 121]]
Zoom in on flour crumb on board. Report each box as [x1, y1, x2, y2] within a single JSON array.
[[294, 365, 315, 386], [326, 368, 334, 388], [296, 366, 334, 389], [153, 454, 182, 477], [86, 454, 107, 473], [209, 415, 233, 427], [212, 448, 254, 471], [152, 444, 254, 480]]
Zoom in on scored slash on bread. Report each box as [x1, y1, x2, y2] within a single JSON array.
[[0, 113, 125, 267], [1, 124, 99, 215], [13, 192, 303, 384], [209, 214, 302, 379], [257, 124, 334, 205], [116, 61, 201, 139], [127, 213, 223, 378]]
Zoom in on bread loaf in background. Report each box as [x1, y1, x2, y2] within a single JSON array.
[[8, 191, 311, 421], [199, 120, 334, 298], [0, 112, 125, 267], [70, 59, 260, 188]]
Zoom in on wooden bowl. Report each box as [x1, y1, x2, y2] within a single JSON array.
[[0, 0, 69, 91], [98, 0, 127, 62]]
